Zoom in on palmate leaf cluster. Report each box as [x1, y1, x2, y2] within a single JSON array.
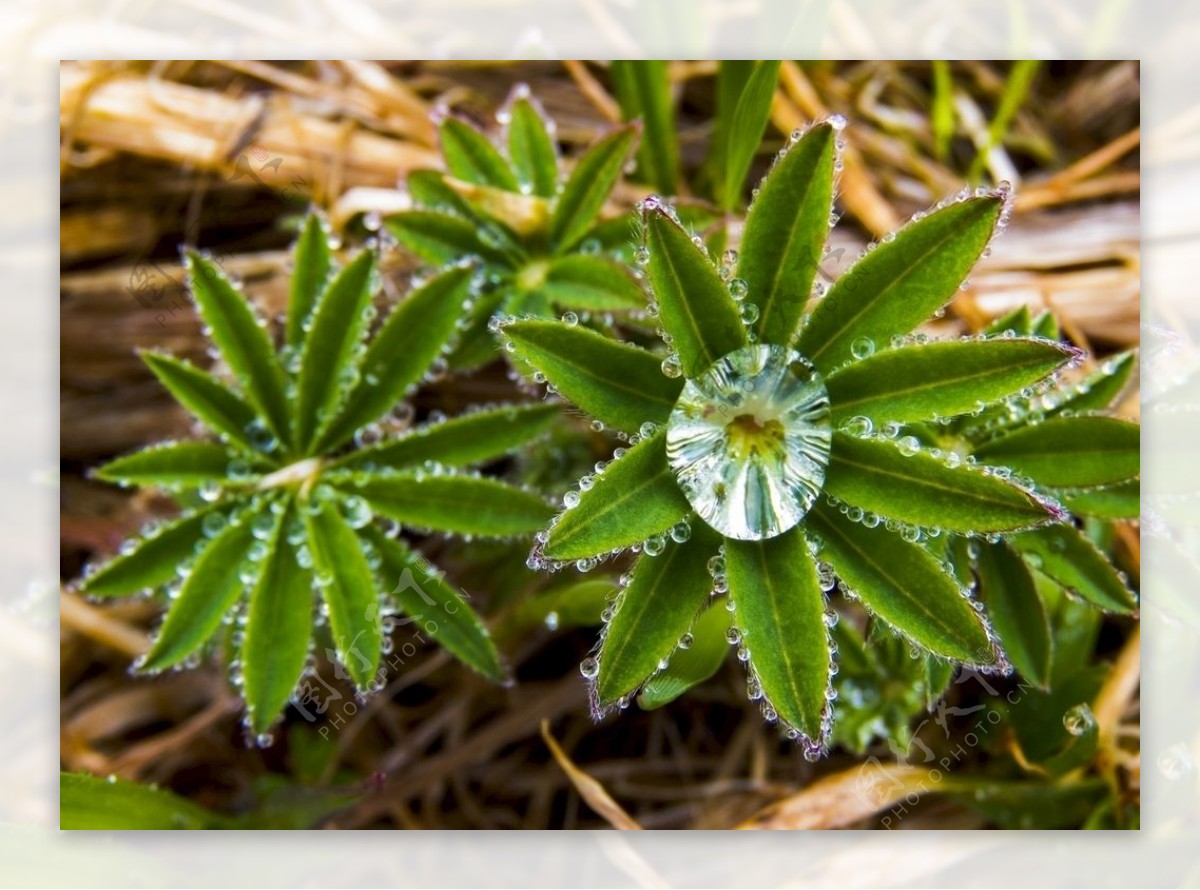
[[79, 216, 555, 736], [500, 116, 1139, 754], [385, 86, 649, 370], [77, 87, 1139, 759]]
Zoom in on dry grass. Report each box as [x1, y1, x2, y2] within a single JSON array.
[[59, 60, 1140, 829]]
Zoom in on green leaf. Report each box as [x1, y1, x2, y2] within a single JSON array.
[[808, 502, 996, 665], [642, 200, 747, 378], [439, 116, 519, 191], [340, 473, 552, 538], [140, 352, 266, 459], [975, 540, 1052, 686], [924, 655, 957, 709], [610, 60, 679, 194], [1049, 351, 1136, 416], [362, 525, 506, 682], [493, 578, 612, 646], [974, 415, 1140, 488], [316, 265, 475, 453], [726, 527, 829, 743], [735, 119, 835, 345], [637, 602, 730, 709], [984, 305, 1033, 337], [507, 95, 559, 198], [501, 319, 682, 433], [94, 441, 234, 488], [796, 195, 1004, 373], [543, 431, 690, 561], [61, 772, 225, 830], [720, 60, 781, 212], [826, 338, 1075, 425], [1053, 480, 1140, 520], [140, 502, 264, 672], [550, 123, 638, 252], [538, 254, 645, 310], [286, 213, 334, 348], [385, 211, 508, 267], [825, 432, 1059, 533], [242, 501, 313, 734], [1031, 310, 1059, 340], [79, 503, 235, 597], [303, 496, 381, 691], [1010, 524, 1137, 613], [594, 523, 721, 706], [185, 251, 292, 445], [334, 403, 558, 472], [293, 250, 377, 451]]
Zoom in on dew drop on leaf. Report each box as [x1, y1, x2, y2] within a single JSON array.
[[666, 345, 831, 540]]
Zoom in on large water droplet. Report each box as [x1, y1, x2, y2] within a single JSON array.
[[666, 345, 831, 540]]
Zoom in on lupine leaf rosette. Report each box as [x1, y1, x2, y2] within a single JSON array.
[[79, 212, 556, 739], [501, 117, 1081, 756]]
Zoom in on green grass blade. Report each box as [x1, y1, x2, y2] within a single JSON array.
[[140, 501, 266, 672], [363, 526, 507, 682], [333, 403, 558, 472], [796, 194, 1004, 373], [610, 60, 679, 194], [439, 116, 519, 190], [304, 496, 382, 691], [826, 337, 1076, 425], [825, 432, 1060, 533], [94, 441, 235, 489], [975, 539, 1051, 686], [339, 473, 552, 538], [637, 602, 730, 710], [726, 526, 830, 745], [550, 123, 638, 252], [79, 503, 236, 597], [968, 60, 1040, 182], [543, 431, 690, 561], [184, 251, 292, 446], [501, 319, 683, 433], [930, 60, 956, 162], [316, 264, 474, 453], [286, 213, 334, 348], [140, 352, 269, 459], [808, 502, 996, 665], [507, 94, 559, 198], [736, 119, 836, 345], [720, 60, 781, 211], [974, 415, 1140, 488], [1010, 524, 1137, 613], [242, 501, 314, 735], [594, 523, 721, 707], [293, 250, 377, 451], [642, 199, 747, 378], [539, 254, 646, 310]]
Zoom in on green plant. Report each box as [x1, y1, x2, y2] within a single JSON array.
[[385, 86, 648, 369], [499, 116, 1122, 756], [942, 306, 1139, 687], [77, 214, 556, 738]]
